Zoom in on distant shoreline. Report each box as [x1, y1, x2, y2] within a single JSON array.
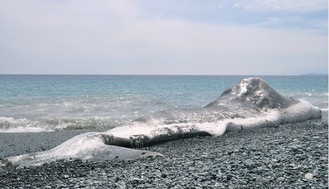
[[299, 73, 328, 76]]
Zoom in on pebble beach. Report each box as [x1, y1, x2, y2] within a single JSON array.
[[0, 112, 328, 189]]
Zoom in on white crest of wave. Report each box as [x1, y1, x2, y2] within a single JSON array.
[[0, 116, 127, 133], [0, 127, 54, 133], [0, 117, 53, 133]]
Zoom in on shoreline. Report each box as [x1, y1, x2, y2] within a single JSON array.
[[0, 112, 328, 188], [0, 129, 108, 159]]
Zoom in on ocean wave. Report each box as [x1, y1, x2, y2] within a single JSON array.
[[0, 116, 128, 133], [0, 126, 53, 133]]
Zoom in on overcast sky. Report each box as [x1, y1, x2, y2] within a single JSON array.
[[0, 0, 327, 75]]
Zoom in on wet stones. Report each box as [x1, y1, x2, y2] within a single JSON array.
[[0, 118, 327, 188]]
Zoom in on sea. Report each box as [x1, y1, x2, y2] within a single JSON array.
[[0, 75, 327, 133]]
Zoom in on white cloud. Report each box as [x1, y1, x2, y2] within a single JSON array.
[[0, 0, 327, 74], [233, 0, 327, 12], [259, 17, 283, 25]]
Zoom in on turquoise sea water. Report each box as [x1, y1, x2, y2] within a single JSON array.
[[0, 75, 327, 132]]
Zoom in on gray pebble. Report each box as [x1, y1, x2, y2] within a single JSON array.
[[0, 118, 327, 188]]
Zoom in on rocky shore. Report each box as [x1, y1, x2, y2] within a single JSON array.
[[0, 113, 328, 188]]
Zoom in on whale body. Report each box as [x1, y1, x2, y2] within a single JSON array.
[[1, 77, 322, 168]]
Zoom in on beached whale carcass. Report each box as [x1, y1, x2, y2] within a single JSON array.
[[1, 77, 322, 168]]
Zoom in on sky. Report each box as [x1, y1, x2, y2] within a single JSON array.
[[0, 0, 328, 75]]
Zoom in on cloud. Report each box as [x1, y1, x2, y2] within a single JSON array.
[[0, 0, 327, 75], [259, 17, 283, 25], [232, 0, 327, 12]]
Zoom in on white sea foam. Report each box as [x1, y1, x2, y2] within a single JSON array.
[[0, 116, 127, 133], [0, 117, 52, 132], [0, 127, 54, 133]]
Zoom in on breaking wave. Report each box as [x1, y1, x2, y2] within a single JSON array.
[[0, 116, 128, 133]]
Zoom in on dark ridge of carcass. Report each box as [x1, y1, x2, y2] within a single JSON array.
[[206, 77, 298, 110]]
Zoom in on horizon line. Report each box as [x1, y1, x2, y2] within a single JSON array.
[[0, 73, 327, 76]]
